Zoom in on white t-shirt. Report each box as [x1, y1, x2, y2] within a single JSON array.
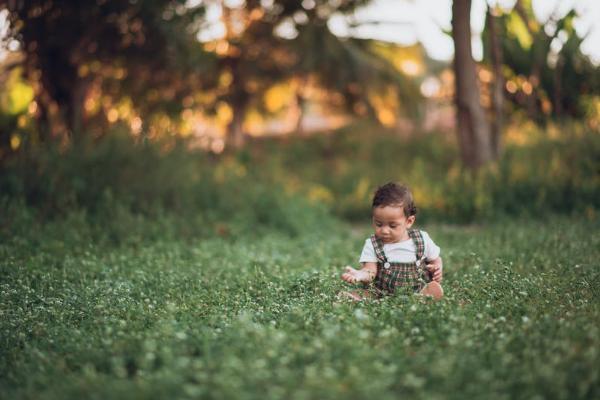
[[359, 230, 440, 264]]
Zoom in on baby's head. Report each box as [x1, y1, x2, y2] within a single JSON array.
[[371, 182, 417, 243]]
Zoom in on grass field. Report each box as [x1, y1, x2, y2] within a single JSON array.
[[1, 215, 598, 399]]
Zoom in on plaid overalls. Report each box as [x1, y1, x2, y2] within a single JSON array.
[[370, 229, 431, 295]]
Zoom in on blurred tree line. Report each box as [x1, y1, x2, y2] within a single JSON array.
[[0, 0, 418, 149], [0, 0, 599, 168]]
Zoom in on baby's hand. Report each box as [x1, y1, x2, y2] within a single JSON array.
[[341, 266, 371, 284], [426, 263, 443, 283]]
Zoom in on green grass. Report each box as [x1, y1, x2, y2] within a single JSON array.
[[1, 215, 598, 399], [2, 123, 598, 228]]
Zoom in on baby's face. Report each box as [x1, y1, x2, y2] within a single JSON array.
[[372, 205, 415, 244]]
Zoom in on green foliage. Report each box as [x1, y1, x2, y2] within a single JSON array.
[[2, 0, 208, 138], [1, 122, 598, 242], [0, 132, 338, 244], [483, 2, 600, 120], [291, 24, 422, 119], [243, 122, 600, 223], [1, 215, 598, 399], [0, 67, 34, 115], [0, 66, 34, 155]]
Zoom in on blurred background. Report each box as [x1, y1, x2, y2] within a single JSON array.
[[0, 0, 598, 240]]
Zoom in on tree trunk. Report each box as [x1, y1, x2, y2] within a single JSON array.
[[553, 57, 563, 118], [68, 77, 90, 143], [34, 95, 51, 143], [295, 86, 306, 135], [451, 0, 493, 169], [487, 5, 504, 159], [228, 98, 247, 149]]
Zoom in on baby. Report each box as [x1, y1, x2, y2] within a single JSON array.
[[341, 182, 443, 300]]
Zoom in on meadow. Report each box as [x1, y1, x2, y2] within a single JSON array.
[[1, 216, 598, 399], [1, 124, 599, 399]]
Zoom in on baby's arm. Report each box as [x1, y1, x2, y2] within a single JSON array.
[[341, 262, 378, 284], [426, 257, 443, 282]]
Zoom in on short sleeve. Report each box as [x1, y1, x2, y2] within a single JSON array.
[[421, 231, 441, 261], [358, 238, 378, 263]]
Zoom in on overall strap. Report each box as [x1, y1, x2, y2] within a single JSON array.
[[370, 234, 388, 264], [408, 229, 426, 265]]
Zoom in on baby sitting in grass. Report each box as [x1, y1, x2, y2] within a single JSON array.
[[341, 182, 443, 300]]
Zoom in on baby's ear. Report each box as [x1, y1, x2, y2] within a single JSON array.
[[406, 215, 416, 227]]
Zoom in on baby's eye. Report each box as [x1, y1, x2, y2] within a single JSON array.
[[389, 225, 397, 228]]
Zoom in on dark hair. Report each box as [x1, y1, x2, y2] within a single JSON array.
[[372, 182, 417, 217]]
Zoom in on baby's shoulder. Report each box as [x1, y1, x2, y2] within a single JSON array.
[[412, 229, 431, 239]]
